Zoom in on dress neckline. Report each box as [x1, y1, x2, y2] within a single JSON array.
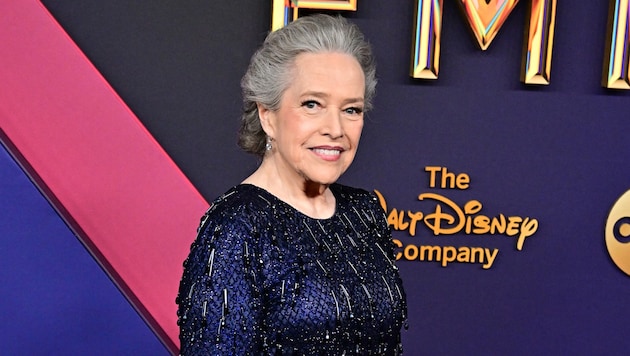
[[237, 183, 341, 221]]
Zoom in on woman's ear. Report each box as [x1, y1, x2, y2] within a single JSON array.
[[257, 103, 276, 138]]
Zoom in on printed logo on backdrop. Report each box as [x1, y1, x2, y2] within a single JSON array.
[[271, 0, 630, 89], [375, 166, 539, 269], [606, 189, 630, 276]]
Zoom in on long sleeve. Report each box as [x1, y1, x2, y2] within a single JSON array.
[[369, 191, 408, 328], [177, 209, 264, 355]]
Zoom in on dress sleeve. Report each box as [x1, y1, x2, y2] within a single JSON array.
[[369, 190, 408, 327], [369, 191, 397, 259], [177, 210, 264, 355]]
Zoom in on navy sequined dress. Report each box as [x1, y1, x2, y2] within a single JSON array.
[[177, 183, 407, 355]]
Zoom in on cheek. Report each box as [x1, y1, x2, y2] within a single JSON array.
[[283, 117, 315, 142], [347, 122, 364, 145]]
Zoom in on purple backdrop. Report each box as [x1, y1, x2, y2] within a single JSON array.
[[2, 1, 629, 354]]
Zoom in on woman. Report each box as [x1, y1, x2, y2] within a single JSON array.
[[177, 14, 407, 355]]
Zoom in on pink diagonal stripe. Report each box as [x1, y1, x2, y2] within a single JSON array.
[[0, 1, 208, 353]]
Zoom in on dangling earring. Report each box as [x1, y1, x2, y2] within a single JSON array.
[[265, 137, 273, 152]]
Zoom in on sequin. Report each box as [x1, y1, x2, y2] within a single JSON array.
[[177, 183, 407, 355]]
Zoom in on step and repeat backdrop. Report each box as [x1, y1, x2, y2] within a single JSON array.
[[2, 1, 629, 354]]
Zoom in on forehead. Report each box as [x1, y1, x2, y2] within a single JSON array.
[[286, 52, 365, 95]]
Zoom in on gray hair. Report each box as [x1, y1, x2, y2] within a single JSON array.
[[238, 14, 377, 157]]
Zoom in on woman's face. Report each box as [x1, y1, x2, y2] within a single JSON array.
[[259, 51, 365, 188]]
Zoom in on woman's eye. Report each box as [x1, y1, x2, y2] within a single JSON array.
[[344, 107, 363, 115], [301, 100, 320, 109]]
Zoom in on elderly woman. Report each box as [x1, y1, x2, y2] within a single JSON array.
[[177, 14, 407, 355]]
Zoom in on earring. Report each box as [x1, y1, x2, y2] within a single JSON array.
[[265, 137, 273, 151]]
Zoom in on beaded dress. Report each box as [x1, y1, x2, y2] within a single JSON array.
[[177, 183, 407, 355]]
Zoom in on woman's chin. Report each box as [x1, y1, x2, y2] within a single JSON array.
[[303, 174, 344, 188]]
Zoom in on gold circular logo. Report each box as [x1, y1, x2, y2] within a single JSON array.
[[606, 189, 630, 276]]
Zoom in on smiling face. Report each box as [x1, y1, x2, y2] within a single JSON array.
[[258, 51, 366, 189]]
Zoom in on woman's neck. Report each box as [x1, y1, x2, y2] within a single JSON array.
[[242, 160, 336, 219]]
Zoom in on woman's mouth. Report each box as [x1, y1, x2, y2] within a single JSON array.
[[311, 147, 344, 160]]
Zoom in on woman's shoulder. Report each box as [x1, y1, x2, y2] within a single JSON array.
[[205, 184, 273, 215], [196, 184, 275, 234]]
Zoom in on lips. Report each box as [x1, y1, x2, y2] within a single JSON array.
[[310, 146, 345, 161]]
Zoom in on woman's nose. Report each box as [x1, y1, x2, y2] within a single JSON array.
[[321, 110, 344, 138]]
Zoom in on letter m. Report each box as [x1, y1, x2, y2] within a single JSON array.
[[420, 245, 442, 262], [411, 0, 557, 85]]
